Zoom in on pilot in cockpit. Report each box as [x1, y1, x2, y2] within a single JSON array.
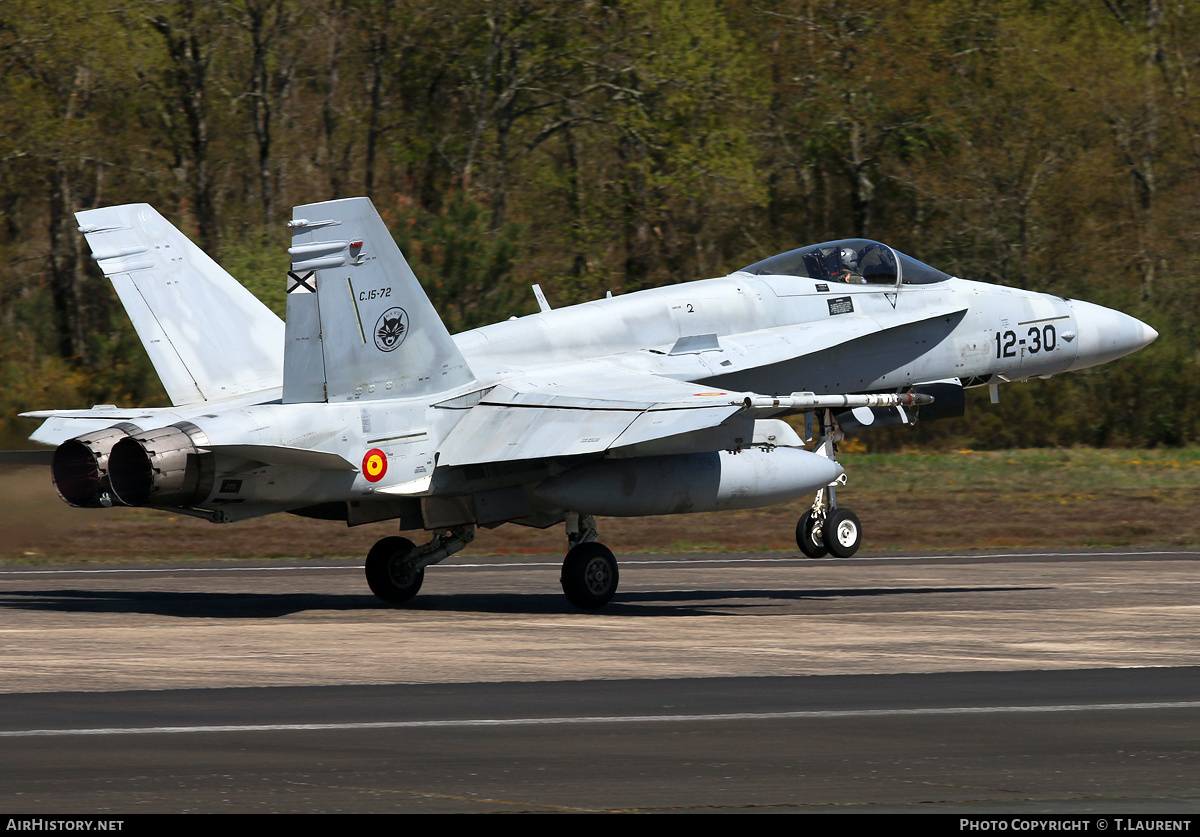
[[838, 247, 867, 284]]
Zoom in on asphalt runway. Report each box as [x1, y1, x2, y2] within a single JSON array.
[[1, 549, 1198, 813]]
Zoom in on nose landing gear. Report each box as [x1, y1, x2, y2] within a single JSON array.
[[796, 409, 862, 559]]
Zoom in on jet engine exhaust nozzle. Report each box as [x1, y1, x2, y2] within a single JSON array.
[[50, 423, 141, 508], [107, 422, 215, 508]]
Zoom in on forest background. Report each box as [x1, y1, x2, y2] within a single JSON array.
[[1, 0, 1196, 452]]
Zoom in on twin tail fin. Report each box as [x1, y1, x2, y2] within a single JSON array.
[[284, 197, 474, 403]]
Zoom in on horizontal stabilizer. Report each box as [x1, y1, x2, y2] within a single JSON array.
[[22, 406, 183, 447], [21, 407, 181, 421], [20, 392, 281, 446]]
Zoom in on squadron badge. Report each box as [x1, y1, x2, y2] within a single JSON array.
[[374, 307, 409, 352]]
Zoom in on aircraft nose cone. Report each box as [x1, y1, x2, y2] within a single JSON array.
[[1066, 299, 1158, 372]]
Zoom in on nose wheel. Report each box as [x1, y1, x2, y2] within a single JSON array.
[[822, 508, 862, 558], [796, 510, 828, 558]]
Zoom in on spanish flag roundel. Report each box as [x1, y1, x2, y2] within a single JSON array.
[[362, 448, 387, 482]]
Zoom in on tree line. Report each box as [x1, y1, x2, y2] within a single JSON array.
[[1, 0, 1197, 449]]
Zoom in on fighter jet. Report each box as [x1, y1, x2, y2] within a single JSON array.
[[24, 198, 1157, 608]]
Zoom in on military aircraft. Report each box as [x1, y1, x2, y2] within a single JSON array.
[[24, 198, 1157, 608]]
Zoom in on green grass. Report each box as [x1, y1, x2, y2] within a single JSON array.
[[845, 447, 1200, 493], [5, 447, 1200, 562]]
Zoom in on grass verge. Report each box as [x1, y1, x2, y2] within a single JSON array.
[[4, 447, 1199, 564]]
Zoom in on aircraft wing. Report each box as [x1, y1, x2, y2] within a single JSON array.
[[438, 301, 969, 468], [436, 363, 747, 467]]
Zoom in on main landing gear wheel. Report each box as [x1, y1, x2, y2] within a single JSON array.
[[796, 510, 829, 559], [560, 542, 619, 610], [822, 508, 862, 558], [365, 536, 425, 603]]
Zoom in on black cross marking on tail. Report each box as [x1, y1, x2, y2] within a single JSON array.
[[287, 271, 316, 294]]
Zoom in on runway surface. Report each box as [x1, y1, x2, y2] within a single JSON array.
[[1, 549, 1198, 812]]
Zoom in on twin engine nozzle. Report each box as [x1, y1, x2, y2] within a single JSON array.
[[51, 422, 214, 509]]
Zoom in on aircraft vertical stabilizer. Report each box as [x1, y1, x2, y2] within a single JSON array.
[[74, 204, 285, 406], [286, 197, 474, 402]]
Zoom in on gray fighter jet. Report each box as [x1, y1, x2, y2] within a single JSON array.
[[24, 198, 1157, 608]]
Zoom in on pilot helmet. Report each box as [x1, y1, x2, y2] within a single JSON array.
[[839, 247, 859, 270]]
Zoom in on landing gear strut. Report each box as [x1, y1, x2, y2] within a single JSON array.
[[560, 512, 619, 609], [365, 524, 475, 604], [796, 409, 862, 558]]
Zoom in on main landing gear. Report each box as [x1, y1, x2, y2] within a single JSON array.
[[364, 515, 623, 610], [365, 536, 423, 602], [796, 409, 863, 559], [560, 512, 619, 609], [365, 524, 475, 604]]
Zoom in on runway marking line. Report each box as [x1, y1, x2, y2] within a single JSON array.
[[0, 550, 1195, 576], [2, 700, 1198, 738]]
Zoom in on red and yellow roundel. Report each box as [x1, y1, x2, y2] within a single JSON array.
[[362, 448, 387, 482]]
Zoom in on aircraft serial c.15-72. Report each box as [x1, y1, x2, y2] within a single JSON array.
[[23, 198, 1157, 609]]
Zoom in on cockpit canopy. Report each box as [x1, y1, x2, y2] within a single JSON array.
[[739, 239, 952, 286]]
